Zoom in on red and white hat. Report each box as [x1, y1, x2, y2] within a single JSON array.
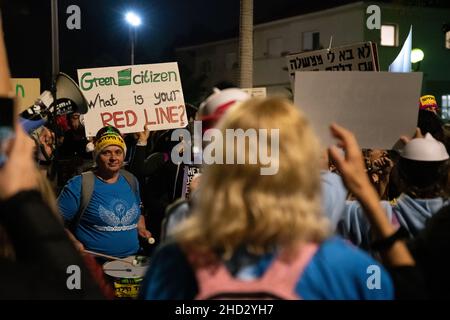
[[198, 88, 250, 125]]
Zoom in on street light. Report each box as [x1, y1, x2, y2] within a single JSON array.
[[411, 48, 424, 64], [411, 48, 424, 72], [125, 11, 142, 65]]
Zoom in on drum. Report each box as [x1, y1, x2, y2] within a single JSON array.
[[103, 255, 150, 299]]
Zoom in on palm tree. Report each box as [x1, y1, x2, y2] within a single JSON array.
[[0, 17, 12, 93], [239, 0, 253, 88]]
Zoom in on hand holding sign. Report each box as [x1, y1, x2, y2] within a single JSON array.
[[136, 125, 151, 145]]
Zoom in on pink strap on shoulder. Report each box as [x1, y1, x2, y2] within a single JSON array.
[[189, 243, 318, 300], [259, 243, 318, 295]]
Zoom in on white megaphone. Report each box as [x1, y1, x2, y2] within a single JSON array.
[[20, 73, 88, 133]]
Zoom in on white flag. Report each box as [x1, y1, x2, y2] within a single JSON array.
[[389, 26, 412, 72]]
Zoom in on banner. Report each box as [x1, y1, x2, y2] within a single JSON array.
[[294, 71, 423, 149], [242, 87, 267, 98], [10, 78, 41, 113], [77, 62, 188, 137], [181, 165, 202, 200], [287, 42, 379, 85]]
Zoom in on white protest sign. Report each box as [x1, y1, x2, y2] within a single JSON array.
[[11, 78, 41, 113], [242, 87, 267, 98], [287, 42, 379, 85], [77, 62, 187, 136], [294, 71, 423, 149], [181, 165, 202, 200]]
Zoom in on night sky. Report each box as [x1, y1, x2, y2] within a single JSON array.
[[1, 0, 449, 89]]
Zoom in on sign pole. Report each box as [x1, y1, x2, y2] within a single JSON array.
[[49, 0, 60, 181]]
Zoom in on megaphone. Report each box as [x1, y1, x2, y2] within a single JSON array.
[[20, 73, 88, 133]]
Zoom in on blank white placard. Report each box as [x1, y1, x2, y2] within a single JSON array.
[[294, 71, 423, 149]]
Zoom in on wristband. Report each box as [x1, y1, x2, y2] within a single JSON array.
[[370, 226, 410, 251]]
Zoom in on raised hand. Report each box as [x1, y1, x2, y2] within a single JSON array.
[[137, 125, 151, 145], [0, 123, 39, 200], [328, 123, 372, 198]]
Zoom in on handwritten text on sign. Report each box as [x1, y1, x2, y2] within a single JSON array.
[[242, 87, 267, 98], [77, 62, 188, 136], [11, 78, 41, 113], [286, 42, 379, 84], [182, 165, 202, 200]]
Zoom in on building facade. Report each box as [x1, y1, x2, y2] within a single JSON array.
[[175, 1, 450, 119]]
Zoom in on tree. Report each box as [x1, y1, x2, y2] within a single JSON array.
[[239, 0, 253, 89]]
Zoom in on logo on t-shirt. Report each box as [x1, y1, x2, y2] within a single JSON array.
[[95, 200, 139, 231]]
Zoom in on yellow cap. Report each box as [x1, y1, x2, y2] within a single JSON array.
[[94, 133, 126, 159]]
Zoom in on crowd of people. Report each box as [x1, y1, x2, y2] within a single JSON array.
[[1, 20, 450, 300]]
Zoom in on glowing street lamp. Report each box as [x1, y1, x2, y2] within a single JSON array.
[[411, 48, 424, 64], [125, 11, 142, 65], [411, 48, 424, 72], [125, 12, 142, 27]]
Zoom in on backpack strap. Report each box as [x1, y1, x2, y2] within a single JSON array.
[[258, 244, 318, 296], [186, 243, 318, 300], [68, 171, 95, 232], [119, 169, 138, 195], [68, 170, 137, 232]]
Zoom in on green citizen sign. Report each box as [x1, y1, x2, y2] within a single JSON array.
[[80, 68, 178, 91]]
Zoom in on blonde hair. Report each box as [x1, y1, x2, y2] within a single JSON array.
[[0, 169, 60, 260], [175, 97, 329, 258]]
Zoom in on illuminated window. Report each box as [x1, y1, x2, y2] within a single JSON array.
[[446, 31, 450, 49], [381, 24, 397, 47], [443, 95, 450, 108], [442, 95, 450, 120]]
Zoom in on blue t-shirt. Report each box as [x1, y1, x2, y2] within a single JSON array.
[[140, 237, 394, 300], [321, 171, 447, 249], [58, 174, 141, 258]]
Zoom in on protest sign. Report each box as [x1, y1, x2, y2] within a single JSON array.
[[181, 165, 202, 200], [242, 87, 267, 98], [294, 71, 423, 149], [287, 42, 379, 85], [77, 62, 187, 136], [11, 78, 41, 112]]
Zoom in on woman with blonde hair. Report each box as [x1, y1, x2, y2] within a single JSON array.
[[0, 170, 59, 260], [140, 97, 393, 300]]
